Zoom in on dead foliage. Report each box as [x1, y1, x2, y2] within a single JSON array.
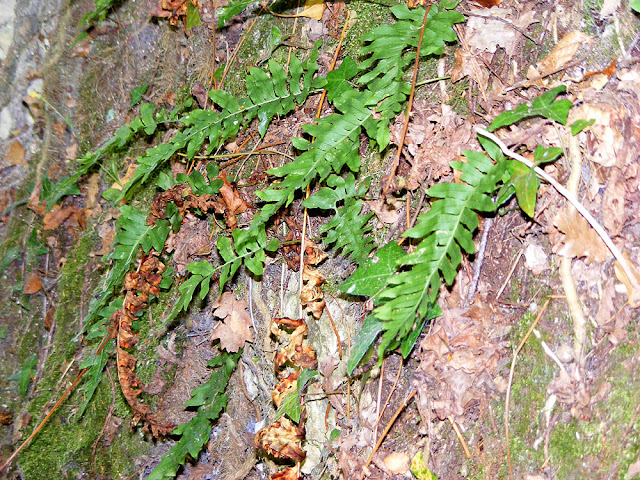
[[113, 254, 174, 437]]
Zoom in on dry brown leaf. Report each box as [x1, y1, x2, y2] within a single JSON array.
[[602, 170, 626, 237], [165, 216, 212, 275], [450, 48, 489, 101], [110, 163, 138, 191], [300, 266, 326, 319], [43, 204, 85, 231], [4, 140, 25, 166], [23, 272, 42, 294], [218, 172, 249, 230], [270, 464, 302, 480], [27, 182, 45, 216], [0, 409, 13, 425], [552, 208, 608, 263], [527, 31, 592, 80], [44, 307, 55, 330], [272, 370, 301, 408], [292, 0, 325, 20], [255, 416, 306, 462], [211, 292, 253, 352], [84, 173, 101, 213], [368, 198, 402, 225], [465, 7, 537, 56]]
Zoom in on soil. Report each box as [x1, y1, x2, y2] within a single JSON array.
[[0, 0, 639, 479]]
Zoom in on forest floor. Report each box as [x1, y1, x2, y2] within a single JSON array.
[[1, 0, 640, 479]]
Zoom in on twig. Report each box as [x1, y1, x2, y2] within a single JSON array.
[[0, 333, 114, 473], [465, 216, 494, 307], [382, 5, 431, 196], [219, 3, 268, 89], [324, 306, 343, 359], [505, 298, 550, 480], [560, 132, 587, 364], [374, 358, 385, 445], [375, 361, 403, 433], [496, 248, 524, 299], [448, 417, 471, 458], [363, 389, 417, 475], [476, 127, 640, 302]]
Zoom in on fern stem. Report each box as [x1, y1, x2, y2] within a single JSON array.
[[382, 4, 431, 196], [476, 127, 640, 299]]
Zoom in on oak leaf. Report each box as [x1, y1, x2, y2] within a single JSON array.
[[211, 292, 253, 352], [553, 208, 607, 263]]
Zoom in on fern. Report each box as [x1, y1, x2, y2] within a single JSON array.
[[302, 173, 374, 263], [82, 206, 170, 334], [146, 350, 241, 479], [114, 47, 321, 202], [348, 144, 506, 372]]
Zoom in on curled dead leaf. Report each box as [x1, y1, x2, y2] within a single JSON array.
[[255, 416, 306, 462], [300, 266, 326, 319], [270, 464, 302, 480], [527, 31, 592, 82], [272, 370, 301, 408]]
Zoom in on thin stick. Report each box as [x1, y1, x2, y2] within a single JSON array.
[[505, 298, 550, 480], [219, 3, 267, 88], [449, 417, 471, 458], [375, 361, 403, 431], [364, 389, 417, 472], [496, 248, 524, 299], [465, 216, 493, 307], [476, 127, 640, 300], [382, 5, 431, 196], [324, 306, 343, 359], [374, 358, 385, 444], [1, 334, 114, 473]]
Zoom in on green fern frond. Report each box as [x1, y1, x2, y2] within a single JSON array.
[[117, 48, 320, 201], [358, 3, 464, 87], [82, 206, 170, 333], [303, 173, 374, 263], [146, 350, 241, 480], [373, 151, 506, 357]]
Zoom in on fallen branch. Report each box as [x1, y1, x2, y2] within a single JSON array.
[[476, 127, 640, 305]]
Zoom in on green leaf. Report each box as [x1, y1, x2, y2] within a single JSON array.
[[507, 160, 539, 218], [0, 247, 21, 275], [489, 85, 572, 131], [130, 83, 150, 107], [570, 118, 595, 135], [275, 369, 317, 423], [533, 145, 562, 166], [347, 315, 384, 375], [186, 2, 203, 30], [9, 354, 38, 396], [77, 341, 113, 417], [372, 151, 506, 359], [340, 242, 405, 298], [216, 0, 254, 27], [411, 451, 439, 480], [632, 0, 640, 12]]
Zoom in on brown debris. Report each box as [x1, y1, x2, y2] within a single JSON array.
[[115, 254, 175, 437]]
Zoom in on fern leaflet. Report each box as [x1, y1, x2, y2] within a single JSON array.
[[303, 173, 374, 263]]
